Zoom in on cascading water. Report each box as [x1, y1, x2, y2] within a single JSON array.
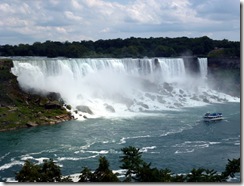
[[198, 58, 208, 80], [11, 57, 239, 119]]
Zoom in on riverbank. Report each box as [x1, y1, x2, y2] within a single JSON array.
[[0, 58, 73, 132]]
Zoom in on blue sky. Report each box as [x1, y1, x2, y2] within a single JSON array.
[[0, 0, 240, 45]]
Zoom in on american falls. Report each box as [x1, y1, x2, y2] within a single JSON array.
[[11, 57, 239, 119]]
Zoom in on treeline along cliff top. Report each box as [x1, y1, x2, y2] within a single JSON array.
[[0, 36, 240, 58]]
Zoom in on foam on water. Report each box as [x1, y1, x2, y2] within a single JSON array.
[[0, 160, 24, 171], [140, 146, 157, 153], [118, 135, 151, 144]]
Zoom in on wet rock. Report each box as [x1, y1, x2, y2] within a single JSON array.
[[44, 101, 62, 109], [39, 116, 48, 121], [145, 93, 156, 100], [46, 92, 61, 101], [55, 114, 72, 121], [179, 89, 184, 94], [163, 82, 173, 92], [191, 95, 200, 101], [104, 104, 115, 113], [203, 98, 210, 103], [157, 96, 166, 104], [179, 98, 187, 102], [76, 105, 93, 115], [39, 97, 49, 106], [66, 105, 72, 110], [49, 121, 56, 125], [137, 102, 149, 109], [26, 121, 38, 127], [174, 103, 183, 107]]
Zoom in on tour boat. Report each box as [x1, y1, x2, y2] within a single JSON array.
[[203, 112, 223, 122]]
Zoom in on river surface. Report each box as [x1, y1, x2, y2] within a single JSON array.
[[0, 102, 240, 182]]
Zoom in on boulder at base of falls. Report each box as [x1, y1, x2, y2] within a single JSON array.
[[179, 89, 184, 94], [163, 82, 174, 92], [191, 95, 200, 101], [26, 121, 38, 127], [157, 96, 166, 104], [174, 103, 183, 107], [104, 104, 115, 113], [76, 105, 93, 115], [203, 98, 210, 103], [137, 102, 149, 109], [46, 92, 61, 101], [145, 93, 156, 100], [44, 101, 62, 109]]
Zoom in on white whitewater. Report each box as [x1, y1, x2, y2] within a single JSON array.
[[11, 57, 239, 119]]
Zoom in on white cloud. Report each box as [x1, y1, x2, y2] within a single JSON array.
[[71, 0, 83, 10], [64, 11, 83, 21], [0, 0, 240, 45], [0, 3, 15, 14], [125, 0, 162, 24], [100, 27, 111, 33]]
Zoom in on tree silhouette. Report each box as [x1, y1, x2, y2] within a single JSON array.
[[79, 156, 119, 182], [120, 146, 143, 182], [15, 147, 240, 183], [15, 159, 72, 182]]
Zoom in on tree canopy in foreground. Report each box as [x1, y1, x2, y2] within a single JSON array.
[[15, 146, 240, 183]]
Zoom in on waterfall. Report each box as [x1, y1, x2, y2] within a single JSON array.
[[11, 57, 238, 119], [198, 58, 208, 80], [11, 57, 190, 84], [157, 58, 186, 82]]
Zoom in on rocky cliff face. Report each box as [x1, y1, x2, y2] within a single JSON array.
[[182, 56, 200, 75], [207, 57, 240, 97], [0, 58, 73, 132], [208, 57, 240, 69], [182, 56, 240, 97]]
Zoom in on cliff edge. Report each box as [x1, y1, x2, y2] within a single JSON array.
[[207, 57, 240, 97]]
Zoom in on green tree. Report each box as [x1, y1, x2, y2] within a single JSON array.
[[39, 159, 62, 182], [92, 156, 119, 182], [120, 146, 144, 182], [184, 168, 220, 182], [15, 160, 42, 182], [221, 158, 240, 180], [78, 167, 93, 182], [79, 156, 119, 182], [154, 45, 176, 57], [15, 159, 72, 182]]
